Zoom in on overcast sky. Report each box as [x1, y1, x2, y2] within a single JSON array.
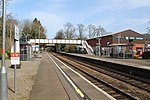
[[8, 0, 150, 39]]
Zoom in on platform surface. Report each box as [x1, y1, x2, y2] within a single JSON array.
[[29, 53, 70, 100], [69, 53, 150, 70], [29, 53, 114, 100]]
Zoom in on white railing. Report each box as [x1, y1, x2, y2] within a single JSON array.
[[29, 39, 83, 44], [28, 39, 93, 55], [82, 41, 93, 54]]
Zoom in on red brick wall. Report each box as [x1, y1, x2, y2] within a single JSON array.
[[86, 38, 97, 47], [86, 30, 145, 52], [101, 36, 112, 47], [86, 35, 113, 47]]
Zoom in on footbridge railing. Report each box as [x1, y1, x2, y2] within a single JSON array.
[[29, 39, 84, 44], [28, 39, 93, 54]]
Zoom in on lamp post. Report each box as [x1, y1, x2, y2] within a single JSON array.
[[97, 37, 101, 57], [34, 30, 36, 54], [0, 0, 8, 99], [117, 33, 121, 58], [38, 26, 41, 53], [98, 38, 101, 57]]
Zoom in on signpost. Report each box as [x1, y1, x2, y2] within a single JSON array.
[[11, 25, 20, 93], [11, 53, 20, 65]]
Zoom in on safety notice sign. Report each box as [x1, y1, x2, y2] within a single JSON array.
[[11, 52, 20, 65]]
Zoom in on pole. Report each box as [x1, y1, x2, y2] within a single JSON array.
[[99, 38, 101, 57], [14, 64, 16, 93], [38, 26, 41, 53], [34, 32, 36, 54], [14, 41, 17, 93], [10, 24, 12, 51], [118, 35, 121, 58], [0, 0, 8, 99]]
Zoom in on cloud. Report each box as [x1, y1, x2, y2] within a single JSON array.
[[8, 0, 150, 38], [126, 18, 150, 26], [10, 0, 26, 4], [131, 0, 150, 8], [77, 0, 150, 25]]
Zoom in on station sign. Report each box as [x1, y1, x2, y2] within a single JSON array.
[[117, 33, 121, 38], [11, 52, 20, 65], [14, 25, 19, 40]]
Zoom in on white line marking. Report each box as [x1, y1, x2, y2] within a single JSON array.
[[48, 53, 116, 100], [48, 53, 85, 98]]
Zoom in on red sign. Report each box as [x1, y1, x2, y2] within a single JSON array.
[[1, 48, 4, 54], [11, 52, 20, 57], [11, 52, 20, 65]]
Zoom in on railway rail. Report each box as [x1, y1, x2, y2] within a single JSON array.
[[65, 56, 150, 93], [51, 52, 150, 100]]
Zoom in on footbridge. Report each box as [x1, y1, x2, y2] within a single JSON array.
[[28, 39, 93, 54], [29, 39, 83, 44]]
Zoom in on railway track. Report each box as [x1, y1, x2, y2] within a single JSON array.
[[51, 53, 150, 100], [66, 56, 150, 93]]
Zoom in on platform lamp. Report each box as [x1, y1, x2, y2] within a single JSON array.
[[129, 39, 134, 59], [97, 37, 101, 57], [38, 26, 41, 53], [0, 0, 8, 99], [34, 30, 37, 54]]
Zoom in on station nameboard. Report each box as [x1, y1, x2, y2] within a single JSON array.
[[15, 25, 19, 40]]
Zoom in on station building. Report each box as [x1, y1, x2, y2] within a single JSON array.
[[86, 29, 145, 58]]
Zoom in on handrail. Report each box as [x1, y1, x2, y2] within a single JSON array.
[[82, 41, 93, 54]]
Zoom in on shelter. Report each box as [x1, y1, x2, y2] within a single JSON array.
[[20, 37, 32, 61]]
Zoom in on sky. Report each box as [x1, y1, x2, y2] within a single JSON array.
[[8, 0, 150, 39]]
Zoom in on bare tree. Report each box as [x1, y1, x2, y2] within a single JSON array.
[[64, 22, 75, 39], [147, 27, 150, 34], [87, 24, 96, 38], [0, 12, 19, 52], [145, 21, 150, 41], [76, 24, 86, 40], [55, 29, 65, 39], [0, 0, 12, 15], [94, 25, 107, 37], [147, 21, 150, 34]]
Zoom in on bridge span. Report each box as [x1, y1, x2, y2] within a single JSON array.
[[28, 39, 94, 54], [29, 39, 84, 44]]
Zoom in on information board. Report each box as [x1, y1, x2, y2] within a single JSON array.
[[11, 52, 20, 65]]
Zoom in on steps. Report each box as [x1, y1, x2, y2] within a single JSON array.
[[82, 41, 94, 55]]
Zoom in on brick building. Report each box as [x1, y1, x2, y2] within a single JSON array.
[[86, 29, 145, 58]]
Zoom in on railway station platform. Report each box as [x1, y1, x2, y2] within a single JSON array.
[[29, 52, 114, 100], [69, 53, 150, 70], [29, 53, 69, 100]]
